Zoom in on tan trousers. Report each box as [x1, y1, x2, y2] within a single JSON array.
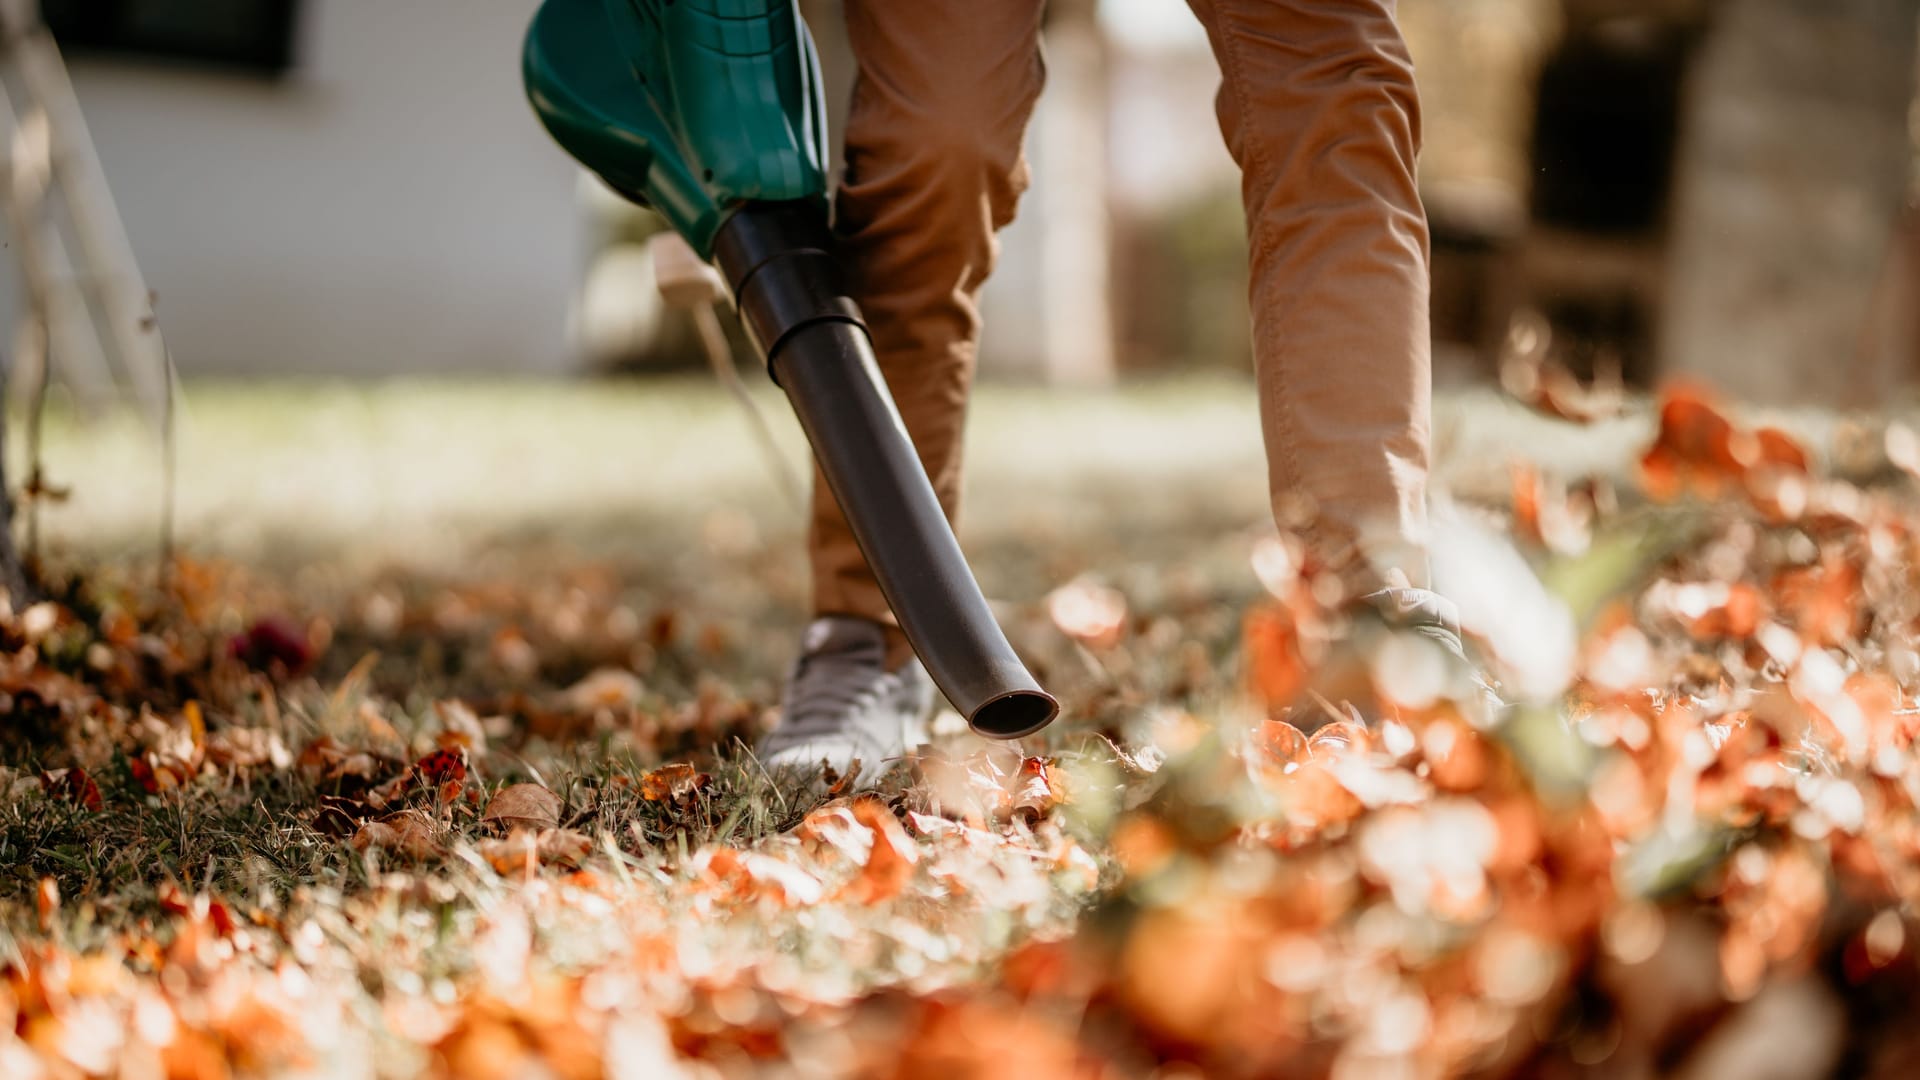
[[816, 0, 1432, 637]]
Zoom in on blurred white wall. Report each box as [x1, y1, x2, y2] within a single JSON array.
[[2, 0, 583, 376]]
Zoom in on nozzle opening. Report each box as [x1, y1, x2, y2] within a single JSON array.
[[968, 690, 1060, 741]]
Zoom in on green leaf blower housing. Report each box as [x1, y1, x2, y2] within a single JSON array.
[[523, 0, 1059, 740]]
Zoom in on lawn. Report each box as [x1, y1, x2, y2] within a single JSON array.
[[3, 375, 1917, 1078]]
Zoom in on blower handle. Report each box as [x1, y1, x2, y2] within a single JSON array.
[[715, 201, 1058, 740]]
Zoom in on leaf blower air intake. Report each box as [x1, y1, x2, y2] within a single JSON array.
[[523, 0, 1058, 739]]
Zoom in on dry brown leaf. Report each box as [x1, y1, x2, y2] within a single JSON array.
[[564, 667, 645, 712], [434, 699, 489, 755], [310, 802, 360, 838], [38, 767, 102, 811], [1046, 580, 1128, 649], [1009, 757, 1066, 819], [1502, 350, 1625, 424], [482, 783, 562, 831], [205, 727, 292, 770], [350, 809, 442, 860], [478, 828, 592, 874], [297, 735, 380, 785], [637, 762, 710, 803]]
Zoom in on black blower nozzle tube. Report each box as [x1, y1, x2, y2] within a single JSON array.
[[715, 201, 1057, 740]]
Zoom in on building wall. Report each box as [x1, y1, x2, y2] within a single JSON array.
[[3, 0, 583, 376], [1662, 0, 1918, 404]]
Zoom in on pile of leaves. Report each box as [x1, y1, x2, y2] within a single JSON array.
[[7, 383, 1920, 1077]]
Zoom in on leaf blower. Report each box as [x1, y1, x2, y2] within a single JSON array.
[[523, 0, 1058, 739]]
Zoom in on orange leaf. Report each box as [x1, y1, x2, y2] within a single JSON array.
[[184, 701, 206, 754], [1638, 446, 1684, 502], [1774, 555, 1862, 648], [1308, 719, 1372, 760], [1511, 463, 1543, 543], [1640, 382, 1742, 497], [1747, 426, 1811, 473], [1244, 604, 1307, 709], [1653, 383, 1740, 470], [1010, 757, 1066, 819], [837, 798, 919, 905], [1255, 718, 1310, 777], [35, 877, 58, 932], [638, 762, 710, 803]]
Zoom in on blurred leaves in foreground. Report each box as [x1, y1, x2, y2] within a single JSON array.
[[6, 384, 1920, 1076]]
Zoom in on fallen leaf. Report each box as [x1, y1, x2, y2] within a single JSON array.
[[1009, 757, 1066, 819], [297, 736, 381, 786], [1047, 581, 1129, 649], [1774, 554, 1863, 648], [35, 877, 57, 931], [1640, 383, 1742, 500], [434, 700, 489, 755], [414, 747, 468, 800], [1245, 604, 1310, 710], [1511, 464, 1596, 555], [836, 798, 919, 905], [205, 727, 292, 771], [482, 783, 562, 831], [39, 767, 102, 811], [1255, 718, 1310, 776], [184, 701, 206, 754], [1502, 349, 1625, 424], [825, 759, 864, 796], [565, 668, 645, 713], [310, 803, 360, 838], [228, 615, 314, 674], [736, 851, 827, 905], [797, 803, 870, 862], [638, 763, 710, 804], [478, 828, 592, 874], [351, 810, 442, 860], [363, 768, 418, 810]]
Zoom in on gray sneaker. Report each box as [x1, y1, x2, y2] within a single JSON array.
[[1369, 587, 1464, 652], [758, 616, 936, 776], [1369, 586, 1504, 720]]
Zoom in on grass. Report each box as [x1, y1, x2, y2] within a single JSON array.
[[0, 372, 1704, 937], [15, 373, 1677, 566], [10, 374, 1919, 1076]]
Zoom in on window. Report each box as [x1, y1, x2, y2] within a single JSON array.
[[40, 0, 302, 76], [1528, 21, 1694, 236]]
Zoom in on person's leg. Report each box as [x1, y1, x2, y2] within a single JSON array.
[[1186, 0, 1433, 593], [762, 1, 1045, 773], [811, 0, 1048, 658]]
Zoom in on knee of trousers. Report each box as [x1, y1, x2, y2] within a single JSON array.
[[836, 105, 1037, 355], [841, 90, 1040, 235], [1215, 8, 1422, 168]]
